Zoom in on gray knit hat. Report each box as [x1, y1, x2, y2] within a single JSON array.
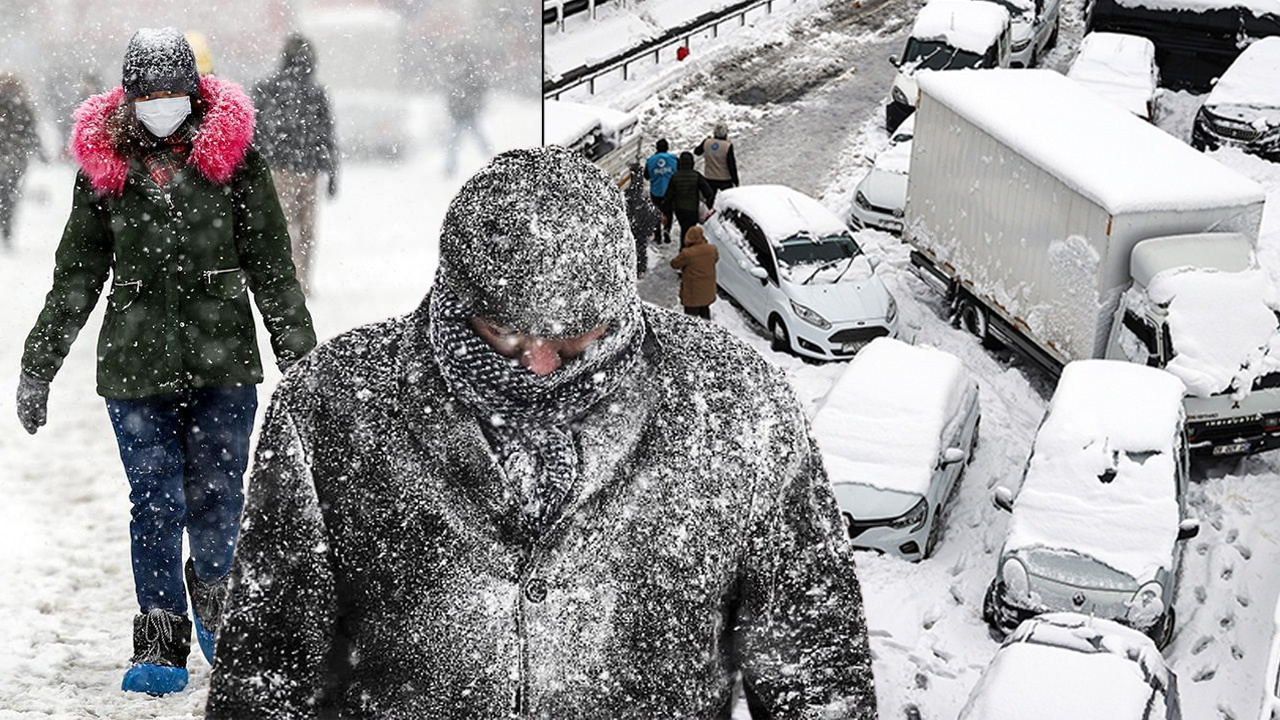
[[436, 146, 638, 337], [122, 28, 200, 101]]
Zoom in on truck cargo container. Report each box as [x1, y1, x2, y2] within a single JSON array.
[[905, 69, 1278, 456]]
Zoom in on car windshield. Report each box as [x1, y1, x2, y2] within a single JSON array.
[[903, 38, 985, 70], [776, 234, 863, 284]]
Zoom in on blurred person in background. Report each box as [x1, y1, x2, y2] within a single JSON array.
[[661, 151, 714, 252], [253, 32, 338, 297], [444, 49, 492, 177], [693, 122, 739, 202], [624, 161, 656, 276], [669, 224, 718, 319], [185, 30, 216, 77], [644, 138, 677, 244], [0, 72, 44, 249], [15, 27, 315, 696]]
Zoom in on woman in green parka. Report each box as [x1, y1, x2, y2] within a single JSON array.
[[14, 28, 315, 696]]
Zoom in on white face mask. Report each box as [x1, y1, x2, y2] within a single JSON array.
[[134, 96, 191, 138]]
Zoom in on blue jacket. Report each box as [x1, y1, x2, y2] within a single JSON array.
[[644, 151, 678, 197]]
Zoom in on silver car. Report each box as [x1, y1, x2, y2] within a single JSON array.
[[813, 337, 980, 561], [985, 360, 1200, 648]]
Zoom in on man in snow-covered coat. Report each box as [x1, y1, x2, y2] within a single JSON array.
[[207, 146, 877, 719], [16, 27, 314, 697]]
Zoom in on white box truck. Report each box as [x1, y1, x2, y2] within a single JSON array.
[[905, 69, 1280, 456]]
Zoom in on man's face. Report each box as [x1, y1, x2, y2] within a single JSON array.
[[469, 318, 609, 376]]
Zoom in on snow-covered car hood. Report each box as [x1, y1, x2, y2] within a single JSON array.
[[858, 143, 911, 212], [1073, 77, 1154, 120], [1015, 546, 1145, 590], [782, 267, 892, 324], [1204, 36, 1280, 113], [831, 482, 921, 522]]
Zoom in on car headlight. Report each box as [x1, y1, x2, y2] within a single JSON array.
[[790, 300, 831, 330], [888, 497, 927, 531], [855, 190, 873, 211], [1012, 38, 1031, 51], [885, 295, 898, 324], [1126, 581, 1165, 627], [1001, 557, 1029, 600], [892, 85, 909, 106]]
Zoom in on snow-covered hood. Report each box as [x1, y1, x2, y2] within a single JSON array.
[[1205, 36, 1280, 113], [831, 482, 921, 522], [1147, 266, 1280, 398], [783, 267, 892, 324], [70, 75, 255, 196], [858, 143, 911, 212]]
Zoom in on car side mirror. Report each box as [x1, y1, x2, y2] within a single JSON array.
[[941, 447, 966, 465], [1178, 518, 1200, 541], [869, 257, 881, 272], [992, 486, 1014, 512], [889, 55, 901, 68], [749, 266, 769, 281]]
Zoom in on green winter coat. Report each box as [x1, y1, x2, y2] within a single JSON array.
[[21, 78, 315, 399]]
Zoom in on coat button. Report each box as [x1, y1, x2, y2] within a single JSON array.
[[524, 578, 548, 603]]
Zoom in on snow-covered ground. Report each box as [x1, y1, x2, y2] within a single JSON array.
[[0, 91, 538, 717], [562, 0, 1280, 718]]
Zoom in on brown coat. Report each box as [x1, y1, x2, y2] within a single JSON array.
[[670, 225, 719, 307]]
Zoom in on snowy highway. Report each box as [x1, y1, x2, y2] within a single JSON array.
[[580, 0, 1280, 717]]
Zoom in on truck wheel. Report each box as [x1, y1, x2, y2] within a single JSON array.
[[958, 298, 989, 341], [1149, 607, 1176, 649], [769, 316, 791, 353]]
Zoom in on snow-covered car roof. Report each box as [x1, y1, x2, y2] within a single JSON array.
[[873, 140, 912, 175], [1205, 36, 1280, 110], [960, 613, 1174, 720], [917, 69, 1265, 215], [1148, 263, 1280, 398], [814, 338, 974, 497], [543, 100, 638, 148], [1005, 360, 1186, 582], [1066, 32, 1157, 119], [715, 185, 851, 245], [912, 0, 1011, 54]]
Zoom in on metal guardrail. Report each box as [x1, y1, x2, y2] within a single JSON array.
[[544, 0, 619, 28], [544, 0, 800, 99]]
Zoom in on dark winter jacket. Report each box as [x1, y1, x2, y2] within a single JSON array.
[[21, 76, 315, 398], [671, 225, 719, 307], [252, 37, 338, 175], [447, 55, 488, 122], [662, 152, 714, 217], [0, 75, 41, 168], [206, 303, 878, 719], [624, 165, 658, 258]]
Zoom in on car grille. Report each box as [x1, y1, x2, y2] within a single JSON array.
[[1025, 574, 1133, 618], [1208, 117, 1262, 141], [1188, 413, 1267, 445], [830, 326, 891, 356]]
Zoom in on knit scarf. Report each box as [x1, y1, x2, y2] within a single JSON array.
[[140, 121, 197, 187], [427, 287, 646, 536]]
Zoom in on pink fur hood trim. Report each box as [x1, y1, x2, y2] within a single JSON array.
[[69, 75, 256, 196]]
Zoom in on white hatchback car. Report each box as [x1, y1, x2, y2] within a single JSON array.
[[705, 185, 899, 360], [1067, 32, 1160, 121], [960, 613, 1183, 720], [812, 337, 980, 560], [850, 117, 914, 233], [985, 360, 1200, 647]]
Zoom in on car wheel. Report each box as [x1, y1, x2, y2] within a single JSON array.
[[769, 316, 791, 353], [924, 514, 943, 559], [1149, 607, 1176, 649], [1047, 20, 1059, 49], [982, 581, 1006, 635], [957, 297, 989, 341], [969, 415, 981, 456]]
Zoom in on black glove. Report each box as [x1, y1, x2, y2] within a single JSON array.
[[327, 173, 339, 199], [16, 373, 49, 435]]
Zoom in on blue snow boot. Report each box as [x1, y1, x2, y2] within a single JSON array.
[[185, 558, 230, 664], [121, 608, 191, 696]]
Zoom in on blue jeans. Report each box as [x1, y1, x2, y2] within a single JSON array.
[[106, 386, 257, 614]]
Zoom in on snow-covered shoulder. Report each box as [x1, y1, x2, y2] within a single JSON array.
[[812, 338, 970, 497], [1004, 361, 1186, 581]]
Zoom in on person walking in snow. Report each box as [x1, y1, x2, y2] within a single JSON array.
[[670, 224, 719, 319], [253, 32, 338, 297], [0, 72, 43, 249], [15, 28, 315, 697], [693, 122, 739, 202], [444, 48, 492, 177], [205, 146, 877, 719], [624, 161, 657, 276], [661, 150, 714, 253], [644, 137, 677, 244]]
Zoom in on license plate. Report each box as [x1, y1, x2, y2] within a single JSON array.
[[1214, 442, 1250, 456]]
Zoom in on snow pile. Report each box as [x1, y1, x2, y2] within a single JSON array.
[[716, 185, 851, 241], [813, 337, 971, 496], [917, 69, 1266, 214], [1205, 36, 1280, 110], [1148, 266, 1280, 397], [911, 0, 1011, 54], [1066, 32, 1157, 118], [1004, 360, 1185, 581]]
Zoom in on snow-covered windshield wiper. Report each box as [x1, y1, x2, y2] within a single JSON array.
[[803, 254, 855, 285], [831, 252, 862, 284]]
